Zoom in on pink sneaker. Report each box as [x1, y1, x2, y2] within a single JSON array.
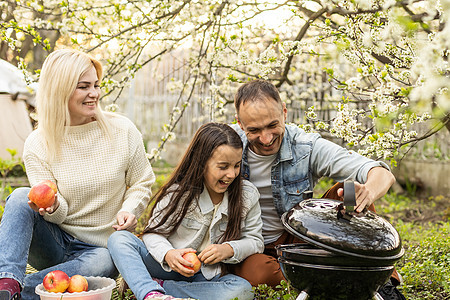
[[152, 277, 164, 287], [0, 278, 21, 300], [144, 291, 189, 300]]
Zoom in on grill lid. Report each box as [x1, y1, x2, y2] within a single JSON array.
[[281, 181, 403, 261]]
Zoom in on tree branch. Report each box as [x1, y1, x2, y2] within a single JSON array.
[[277, 7, 328, 87], [87, 0, 191, 52]]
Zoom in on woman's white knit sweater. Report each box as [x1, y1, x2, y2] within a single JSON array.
[[23, 113, 155, 247]]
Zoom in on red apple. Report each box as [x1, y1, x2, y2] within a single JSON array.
[[67, 274, 88, 293], [42, 180, 57, 194], [28, 180, 56, 209], [43, 270, 70, 293], [182, 252, 201, 273]]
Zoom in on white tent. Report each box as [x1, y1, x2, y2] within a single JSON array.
[[0, 59, 35, 159]]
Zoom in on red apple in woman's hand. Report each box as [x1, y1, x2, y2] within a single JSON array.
[[67, 275, 88, 293], [28, 180, 57, 209], [41, 180, 57, 193], [43, 270, 70, 293], [182, 252, 201, 272]]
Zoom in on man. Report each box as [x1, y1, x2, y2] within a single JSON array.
[[230, 79, 404, 299]]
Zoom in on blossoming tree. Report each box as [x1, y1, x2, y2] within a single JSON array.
[[1, 0, 448, 164]]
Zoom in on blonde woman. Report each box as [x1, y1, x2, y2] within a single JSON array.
[[0, 49, 155, 300]]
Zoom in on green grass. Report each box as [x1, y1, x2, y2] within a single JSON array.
[[395, 222, 450, 299], [377, 191, 450, 300]]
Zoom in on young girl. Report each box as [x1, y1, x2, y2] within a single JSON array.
[[108, 122, 263, 300]]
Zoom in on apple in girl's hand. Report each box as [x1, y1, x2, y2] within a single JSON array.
[[67, 274, 88, 293], [28, 180, 57, 209], [43, 270, 70, 293], [182, 252, 201, 272]]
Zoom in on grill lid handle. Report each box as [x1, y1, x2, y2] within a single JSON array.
[[343, 181, 356, 211], [303, 190, 313, 200]]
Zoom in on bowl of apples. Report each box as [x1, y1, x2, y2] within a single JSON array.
[[35, 270, 116, 300]]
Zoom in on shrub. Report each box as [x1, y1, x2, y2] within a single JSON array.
[[0, 149, 25, 220]]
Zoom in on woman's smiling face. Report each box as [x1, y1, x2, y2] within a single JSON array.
[[68, 66, 100, 126]]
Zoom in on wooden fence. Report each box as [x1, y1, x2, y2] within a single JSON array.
[[114, 55, 340, 144]]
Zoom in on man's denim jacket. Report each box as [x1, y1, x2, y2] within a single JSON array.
[[231, 124, 390, 217]]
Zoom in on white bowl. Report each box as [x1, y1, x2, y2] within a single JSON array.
[[35, 276, 116, 300]]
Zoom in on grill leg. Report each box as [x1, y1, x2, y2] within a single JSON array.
[[373, 292, 384, 300], [296, 290, 310, 300]]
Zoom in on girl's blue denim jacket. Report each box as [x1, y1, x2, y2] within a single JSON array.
[[231, 124, 390, 217]]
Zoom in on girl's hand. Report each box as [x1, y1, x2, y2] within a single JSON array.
[[113, 211, 137, 231], [164, 248, 197, 277], [28, 194, 60, 215], [198, 243, 234, 265]]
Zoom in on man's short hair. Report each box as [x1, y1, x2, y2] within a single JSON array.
[[234, 79, 282, 115]]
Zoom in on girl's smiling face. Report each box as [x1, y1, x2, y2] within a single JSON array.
[[68, 66, 100, 126], [204, 144, 242, 204]]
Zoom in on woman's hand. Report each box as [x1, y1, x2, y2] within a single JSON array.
[[198, 243, 234, 265], [164, 248, 197, 277], [28, 195, 60, 215], [113, 211, 137, 231]]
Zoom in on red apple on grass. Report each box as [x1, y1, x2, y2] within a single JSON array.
[[67, 274, 89, 293], [28, 180, 57, 209], [43, 270, 70, 293], [182, 252, 201, 273]]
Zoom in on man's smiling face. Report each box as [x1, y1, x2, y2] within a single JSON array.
[[237, 97, 287, 156]]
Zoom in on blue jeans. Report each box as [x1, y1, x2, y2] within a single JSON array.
[[0, 188, 118, 300], [108, 230, 254, 300]]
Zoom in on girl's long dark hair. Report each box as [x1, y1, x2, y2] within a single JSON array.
[[144, 123, 244, 247]]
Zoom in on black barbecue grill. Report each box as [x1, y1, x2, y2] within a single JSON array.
[[276, 181, 404, 300]]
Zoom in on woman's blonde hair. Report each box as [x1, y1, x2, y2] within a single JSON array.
[[36, 49, 110, 160]]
